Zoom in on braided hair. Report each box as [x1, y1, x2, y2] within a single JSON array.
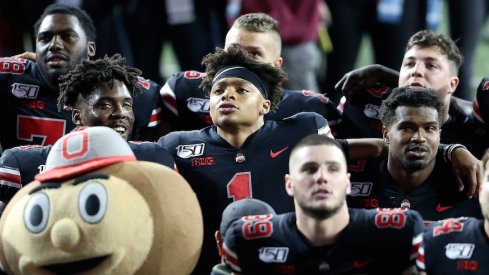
[[57, 54, 142, 111]]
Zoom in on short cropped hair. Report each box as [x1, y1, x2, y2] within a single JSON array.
[[34, 3, 96, 41], [406, 30, 463, 73], [289, 134, 346, 167], [200, 45, 287, 111], [380, 87, 443, 128], [57, 54, 142, 111]]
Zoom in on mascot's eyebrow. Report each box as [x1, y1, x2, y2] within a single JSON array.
[[73, 173, 110, 186], [29, 182, 62, 194]]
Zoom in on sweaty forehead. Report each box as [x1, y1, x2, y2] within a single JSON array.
[[38, 13, 84, 34]]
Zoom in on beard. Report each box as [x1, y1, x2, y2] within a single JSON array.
[[403, 159, 429, 173], [299, 197, 346, 220], [39, 51, 89, 87]]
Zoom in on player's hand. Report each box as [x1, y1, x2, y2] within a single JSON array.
[[10, 52, 36, 62], [451, 148, 480, 198], [334, 64, 399, 100]]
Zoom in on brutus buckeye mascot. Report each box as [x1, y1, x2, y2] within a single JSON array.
[[0, 126, 203, 275]]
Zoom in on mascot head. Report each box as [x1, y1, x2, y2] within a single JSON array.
[[0, 126, 203, 274]]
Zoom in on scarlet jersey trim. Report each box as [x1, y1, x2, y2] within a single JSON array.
[[0, 167, 21, 188]]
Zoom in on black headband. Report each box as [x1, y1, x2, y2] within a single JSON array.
[[212, 66, 269, 99]]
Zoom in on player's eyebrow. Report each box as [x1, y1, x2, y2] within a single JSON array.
[[73, 173, 109, 186], [30, 182, 62, 194]]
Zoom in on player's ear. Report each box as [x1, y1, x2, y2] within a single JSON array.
[[72, 109, 82, 125], [87, 41, 96, 58], [345, 173, 351, 195], [382, 126, 390, 144], [285, 174, 293, 197], [260, 100, 271, 115]]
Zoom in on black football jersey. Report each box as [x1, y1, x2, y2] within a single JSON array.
[[336, 85, 478, 154], [0, 141, 174, 205], [158, 112, 330, 274], [223, 208, 424, 274], [418, 217, 489, 274], [0, 58, 162, 149], [0, 58, 73, 149], [443, 77, 489, 159], [160, 71, 341, 134], [346, 158, 482, 223]]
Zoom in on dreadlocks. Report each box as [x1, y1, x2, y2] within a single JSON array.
[[57, 54, 142, 111]]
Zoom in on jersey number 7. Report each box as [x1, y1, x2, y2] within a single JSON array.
[[18, 115, 66, 145]]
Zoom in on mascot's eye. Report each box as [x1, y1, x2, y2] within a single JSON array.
[[79, 182, 107, 224], [24, 192, 50, 233]]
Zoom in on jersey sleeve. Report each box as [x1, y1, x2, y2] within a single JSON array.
[[159, 71, 207, 131], [0, 149, 22, 198], [335, 85, 391, 139], [298, 90, 342, 136], [0, 145, 49, 204], [128, 141, 176, 169], [312, 112, 333, 138], [133, 77, 162, 129]]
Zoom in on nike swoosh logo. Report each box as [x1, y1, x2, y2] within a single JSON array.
[[436, 203, 454, 212], [269, 147, 289, 158], [353, 259, 372, 269]]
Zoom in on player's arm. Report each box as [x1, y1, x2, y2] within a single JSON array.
[[341, 138, 386, 160], [9, 52, 36, 61], [438, 144, 480, 198], [335, 64, 399, 100]]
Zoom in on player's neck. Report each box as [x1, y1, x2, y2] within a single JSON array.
[[216, 121, 264, 148], [441, 104, 450, 124], [387, 158, 435, 193], [296, 206, 349, 247]]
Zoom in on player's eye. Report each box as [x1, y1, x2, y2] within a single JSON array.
[[24, 192, 50, 233], [302, 165, 319, 174], [37, 33, 52, 43], [212, 88, 224, 95], [79, 182, 107, 224]]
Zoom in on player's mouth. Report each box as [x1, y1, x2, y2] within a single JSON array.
[[110, 124, 129, 136], [408, 81, 424, 88], [312, 189, 332, 198], [218, 103, 238, 114], [46, 53, 68, 67], [406, 145, 429, 157]]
